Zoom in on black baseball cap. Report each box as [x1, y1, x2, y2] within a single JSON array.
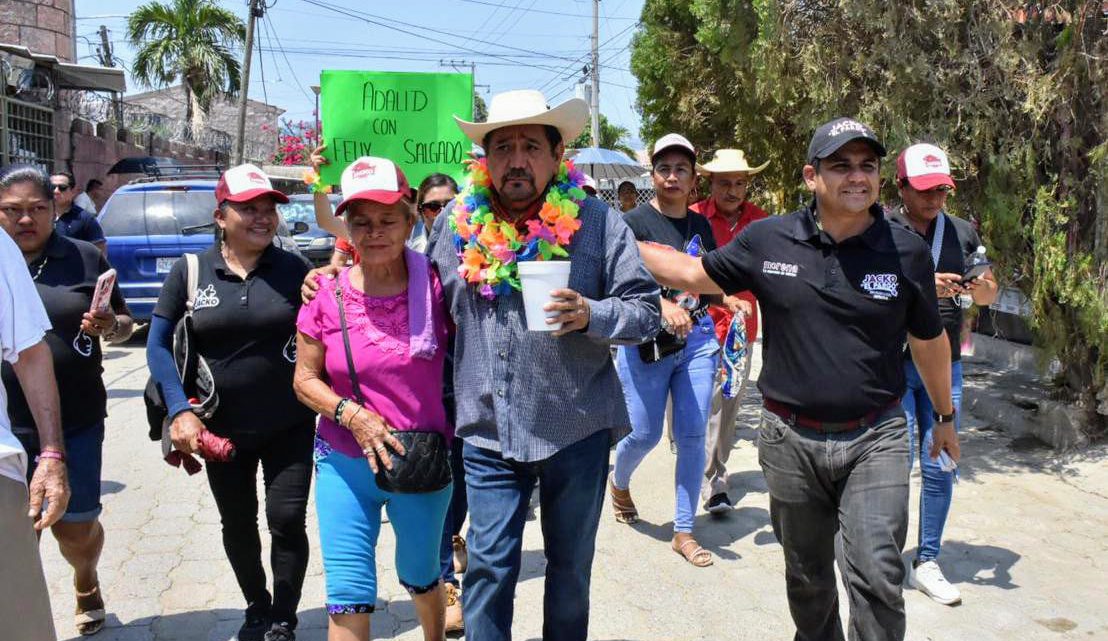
[[806, 117, 887, 164]]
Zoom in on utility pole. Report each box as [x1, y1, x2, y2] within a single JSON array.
[[98, 26, 124, 126], [590, 0, 600, 148], [235, 0, 265, 164], [97, 26, 114, 67]]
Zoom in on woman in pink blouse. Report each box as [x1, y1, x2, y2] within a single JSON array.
[[293, 157, 453, 641]]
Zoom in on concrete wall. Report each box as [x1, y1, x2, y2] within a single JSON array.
[[0, 0, 75, 62], [55, 113, 227, 209]]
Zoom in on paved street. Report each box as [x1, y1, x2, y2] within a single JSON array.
[[40, 338, 1108, 641]]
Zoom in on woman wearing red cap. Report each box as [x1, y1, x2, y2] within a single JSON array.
[[146, 164, 315, 641], [294, 156, 454, 641]]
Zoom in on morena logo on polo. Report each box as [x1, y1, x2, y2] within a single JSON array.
[[828, 120, 869, 137], [922, 154, 944, 168], [351, 161, 378, 179]]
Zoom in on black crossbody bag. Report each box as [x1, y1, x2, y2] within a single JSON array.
[[335, 284, 452, 494]]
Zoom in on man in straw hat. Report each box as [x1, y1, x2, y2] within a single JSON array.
[[636, 118, 959, 641], [691, 149, 769, 515], [428, 89, 660, 640]]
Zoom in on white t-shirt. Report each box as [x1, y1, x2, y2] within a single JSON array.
[[0, 228, 52, 484], [74, 192, 97, 214]]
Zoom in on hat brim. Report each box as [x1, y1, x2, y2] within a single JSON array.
[[224, 188, 289, 204], [905, 173, 955, 191], [334, 189, 406, 217], [699, 159, 770, 175], [455, 98, 589, 148], [809, 135, 887, 164]]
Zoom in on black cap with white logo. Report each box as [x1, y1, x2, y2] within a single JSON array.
[[806, 117, 887, 164]]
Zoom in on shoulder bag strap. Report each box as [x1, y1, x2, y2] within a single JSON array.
[[334, 280, 366, 405], [184, 253, 199, 314]]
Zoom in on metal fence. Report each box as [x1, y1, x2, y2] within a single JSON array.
[[1, 95, 54, 167]]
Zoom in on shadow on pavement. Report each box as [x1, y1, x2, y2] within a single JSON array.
[[902, 540, 1021, 590], [100, 480, 126, 495]]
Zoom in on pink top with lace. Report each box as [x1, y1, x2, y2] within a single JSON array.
[[296, 268, 452, 458]]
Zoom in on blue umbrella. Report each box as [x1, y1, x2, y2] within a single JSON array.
[[568, 147, 644, 181]]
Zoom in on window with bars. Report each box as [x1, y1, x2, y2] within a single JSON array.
[[1, 96, 55, 168]]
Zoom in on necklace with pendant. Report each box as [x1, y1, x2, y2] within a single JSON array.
[[30, 255, 48, 281]]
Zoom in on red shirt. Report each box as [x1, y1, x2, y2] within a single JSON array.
[[691, 198, 768, 342], [334, 236, 359, 263]]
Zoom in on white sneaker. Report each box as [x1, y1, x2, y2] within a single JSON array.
[[909, 560, 962, 605]]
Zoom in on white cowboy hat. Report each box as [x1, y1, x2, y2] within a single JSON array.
[[697, 149, 769, 175], [455, 89, 589, 147]]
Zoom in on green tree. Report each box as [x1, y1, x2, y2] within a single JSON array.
[[569, 113, 636, 157], [127, 0, 245, 139], [632, 0, 1107, 431], [474, 93, 488, 123]]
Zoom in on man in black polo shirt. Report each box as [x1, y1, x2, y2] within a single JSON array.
[[51, 172, 105, 252], [639, 118, 959, 641]]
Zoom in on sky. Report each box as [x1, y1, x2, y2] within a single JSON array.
[[73, 0, 647, 148]]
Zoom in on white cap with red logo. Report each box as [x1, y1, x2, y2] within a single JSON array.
[[334, 156, 411, 217], [896, 143, 955, 191], [215, 163, 289, 204]]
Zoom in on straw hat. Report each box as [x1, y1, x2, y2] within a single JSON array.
[[455, 89, 589, 147], [697, 149, 769, 175]]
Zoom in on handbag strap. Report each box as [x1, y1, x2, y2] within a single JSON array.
[[184, 253, 199, 313], [334, 279, 366, 405]]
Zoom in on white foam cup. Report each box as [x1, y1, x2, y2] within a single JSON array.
[[517, 260, 573, 332]]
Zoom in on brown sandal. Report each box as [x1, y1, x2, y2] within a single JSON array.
[[608, 473, 639, 524], [672, 536, 713, 567], [75, 584, 106, 635]]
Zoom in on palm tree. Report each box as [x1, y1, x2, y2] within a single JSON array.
[[127, 0, 245, 140], [570, 113, 636, 157]]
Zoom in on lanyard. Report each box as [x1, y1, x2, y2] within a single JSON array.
[[929, 212, 946, 268]]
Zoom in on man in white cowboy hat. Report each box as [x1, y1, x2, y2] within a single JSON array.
[[427, 89, 660, 641], [691, 148, 770, 514]]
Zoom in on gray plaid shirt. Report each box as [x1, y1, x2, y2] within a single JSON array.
[[428, 195, 661, 462]]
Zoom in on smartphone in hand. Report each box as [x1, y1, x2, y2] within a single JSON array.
[[89, 268, 116, 314]]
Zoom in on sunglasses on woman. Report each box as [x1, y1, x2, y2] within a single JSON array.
[[419, 199, 452, 214], [53, 184, 72, 193]]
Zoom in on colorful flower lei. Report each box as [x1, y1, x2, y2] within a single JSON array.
[[449, 158, 587, 299]]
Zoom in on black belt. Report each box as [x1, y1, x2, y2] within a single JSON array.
[[762, 398, 900, 433]]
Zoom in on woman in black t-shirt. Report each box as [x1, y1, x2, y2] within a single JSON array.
[[146, 165, 314, 641], [0, 165, 134, 636], [608, 140, 721, 567]]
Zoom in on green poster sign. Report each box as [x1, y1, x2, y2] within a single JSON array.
[[319, 70, 474, 189]]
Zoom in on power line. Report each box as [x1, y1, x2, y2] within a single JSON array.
[[458, 0, 637, 20], [261, 14, 313, 102], [297, 0, 581, 63]]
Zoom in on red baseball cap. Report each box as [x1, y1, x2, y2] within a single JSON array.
[[896, 144, 955, 191], [215, 163, 289, 204], [334, 156, 411, 217]]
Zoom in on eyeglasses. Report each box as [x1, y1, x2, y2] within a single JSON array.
[[52, 184, 71, 193], [419, 199, 452, 214]]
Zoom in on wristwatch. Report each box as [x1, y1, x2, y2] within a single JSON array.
[[932, 409, 956, 424]]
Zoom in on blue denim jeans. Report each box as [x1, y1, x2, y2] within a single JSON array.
[[902, 359, 963, 563], [461, 428, 609, 641], [613, 316, 718, 532]]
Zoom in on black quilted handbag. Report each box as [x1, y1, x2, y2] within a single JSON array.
[[336, 285, 452, 494]]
